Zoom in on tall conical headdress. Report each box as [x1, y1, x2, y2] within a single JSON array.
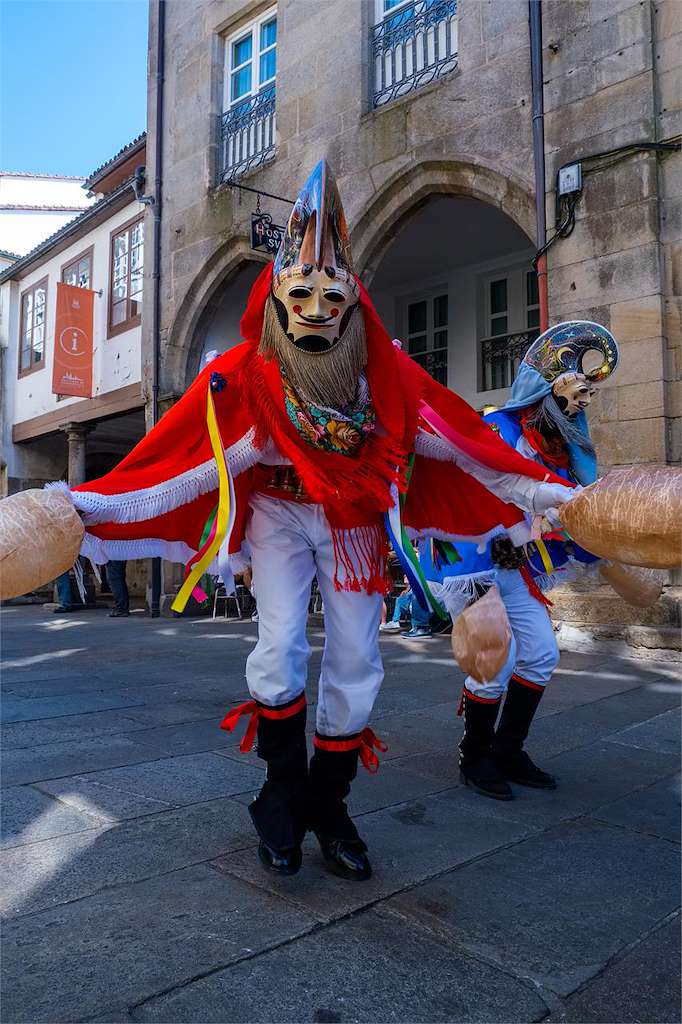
[[273, 160, 353, 277], [523, 321, 619, 384]]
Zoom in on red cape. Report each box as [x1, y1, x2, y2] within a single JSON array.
[[73, 264, 567, 571]]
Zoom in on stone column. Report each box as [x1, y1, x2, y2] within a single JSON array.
[[60, 421, 95, 606], [61, 422, 92, 486]]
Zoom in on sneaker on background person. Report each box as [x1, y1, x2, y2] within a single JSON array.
[[379, 620, 401, 632], [402, 625, 432, 640]]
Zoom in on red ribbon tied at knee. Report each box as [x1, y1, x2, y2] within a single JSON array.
[[220, 700, 259, 752], [359, 726, 388, 774]]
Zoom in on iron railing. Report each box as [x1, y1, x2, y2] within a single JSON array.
[[371, 0, 458, 109], [411, 346, 448, 386], [220, 87, 276, 181], [479, 329, 538, 392]]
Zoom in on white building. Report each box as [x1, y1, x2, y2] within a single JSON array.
[[0, 135, 148, 502], [0, 173, 94, 257]]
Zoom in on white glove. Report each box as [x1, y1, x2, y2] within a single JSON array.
[[532, 482, 579, 515]]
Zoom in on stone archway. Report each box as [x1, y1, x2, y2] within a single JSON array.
[[351, 159, 536, 287], [350, 160, 538, 410], [161, 234, 268, 394]]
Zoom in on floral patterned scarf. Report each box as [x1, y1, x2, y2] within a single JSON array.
[[282, 370, 376, 456]]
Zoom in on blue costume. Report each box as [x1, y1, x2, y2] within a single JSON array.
[[426, 321, 620, 800]]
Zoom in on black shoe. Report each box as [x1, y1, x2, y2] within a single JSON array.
[[460, 756, 514, 800], [257, 840, 302, 876], [109, 610, 130, 617], [497, 750, 556, 789], [315, 834, 372, 881], [53, 605, 75, 614]]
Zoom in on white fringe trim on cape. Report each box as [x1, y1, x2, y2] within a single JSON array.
[[47, 429, 262, 526], [428, 570, 498, 620]]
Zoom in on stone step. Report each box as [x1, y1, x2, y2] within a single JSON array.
[[549, 584, 681, 629]]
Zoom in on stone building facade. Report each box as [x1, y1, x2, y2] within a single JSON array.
[[144, 0, 681, 639]]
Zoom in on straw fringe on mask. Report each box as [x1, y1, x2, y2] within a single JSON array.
[[259, 296, 367, 408]]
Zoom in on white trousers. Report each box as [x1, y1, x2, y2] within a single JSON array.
[[466, 568, 559, 700], [245, 494, 384, 735]]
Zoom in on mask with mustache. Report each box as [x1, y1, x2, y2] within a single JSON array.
[[260, 159, 367, 408]]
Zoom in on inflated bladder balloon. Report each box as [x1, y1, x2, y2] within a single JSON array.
[[599, 562, 664, 608], [451, 585, 511, 683], [559, 466, 682, 569], [0, 488, 83, 600]]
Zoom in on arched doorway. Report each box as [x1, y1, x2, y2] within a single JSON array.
[[366, 195, 538, 409], [183, 260, 264, 385]]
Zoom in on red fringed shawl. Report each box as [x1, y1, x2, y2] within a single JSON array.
[[73, 264, 568, 592]]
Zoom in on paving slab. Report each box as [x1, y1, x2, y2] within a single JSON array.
[[1, 785, 107, 849], [590, 773, 681, 843], [131, 719, 238, 757], [1, 863, 316, 1024], [607, 707, 681, 756], [37, 776, 174, 822], [39, 752, 265, 820], [1, 732, 175, 787], [0, 709, 153, 750], [213, 788, 539, 924], [545, 915, 681, 1023], [1, 692, 144, 724], [387, 818, 681, 997], [538, 684, 682, 733], [132, 905, 549, 1024], [0, 796, 255, 918]]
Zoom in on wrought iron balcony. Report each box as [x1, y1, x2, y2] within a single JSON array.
[[479, 329, 539, 393], [220, 87, 276, 182], [371, 0, 458, 109]]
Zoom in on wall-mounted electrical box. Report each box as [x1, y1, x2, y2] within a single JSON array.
[[558, 163, 583, 196]]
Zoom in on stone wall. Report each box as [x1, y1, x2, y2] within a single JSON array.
[[542, 0, 681, 471]]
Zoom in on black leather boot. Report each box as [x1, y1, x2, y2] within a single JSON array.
[[244, 694, 309, 875], [494, 675, 556, 789], [459, 690, 513, 800], [308, 732, 372, 881]]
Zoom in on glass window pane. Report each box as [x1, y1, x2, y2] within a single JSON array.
[[231, 66, 252, 101], [526, 270, 539, 307], [490, 315, 508, 337], [408, 334, 427, 354], [20, 345, 30, 371], [131, 221, 144, 247], [34, 288, 45, 323], [490, 279, 507, 315], [259, 48, 276, 82], [114, 232, 129, 258], [232, 34, 252, 67], [260, 18, 276, 50], [78, 259, 90, 288], [526, 307, 540, 329], [408, 300, 426, 334], [33, 327, 44, 361], [433, 294, 448, 328], [112, 300, 127, 326], [64, 267, 77, 286], [434, 329, 448, 349], [130, 269, 143, 299]]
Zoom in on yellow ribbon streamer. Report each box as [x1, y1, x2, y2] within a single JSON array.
[[171, 386, 230, 613], [535, 538, 554, 576]]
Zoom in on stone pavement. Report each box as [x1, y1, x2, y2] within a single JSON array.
[[1, 605, 680, 1024]]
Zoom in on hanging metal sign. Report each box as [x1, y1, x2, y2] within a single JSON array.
[[251, 213, 284, 254]]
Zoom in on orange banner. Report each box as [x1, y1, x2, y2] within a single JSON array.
[[52, 282, 95, 398]]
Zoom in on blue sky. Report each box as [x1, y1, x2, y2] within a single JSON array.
[[1, 0, 148, 178]]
